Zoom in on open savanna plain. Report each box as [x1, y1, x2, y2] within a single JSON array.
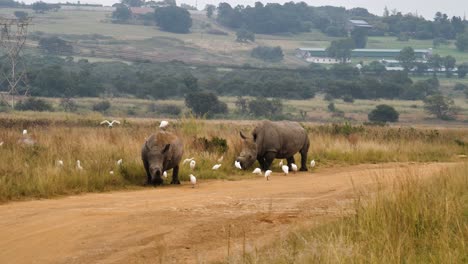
[[0, 114, 467, 263]]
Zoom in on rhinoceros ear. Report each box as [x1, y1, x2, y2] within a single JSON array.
[[240, 131, 247, 140], [161, 144, 171, 154]]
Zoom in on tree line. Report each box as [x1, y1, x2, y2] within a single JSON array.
[[213, 2, 467, 41]]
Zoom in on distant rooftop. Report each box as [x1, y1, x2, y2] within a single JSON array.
[[348, 19, 372, 28]]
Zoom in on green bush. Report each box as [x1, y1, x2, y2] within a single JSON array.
[[92, 100, 111, 113], [15, 97, 54, 112], [368, 104, 399, 123]]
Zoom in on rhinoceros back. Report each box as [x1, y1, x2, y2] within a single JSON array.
[[254, 120, 308, 159]]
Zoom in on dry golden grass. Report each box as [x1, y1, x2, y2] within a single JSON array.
[[0, 114, 466, 202], [235, 163, 468, 264]]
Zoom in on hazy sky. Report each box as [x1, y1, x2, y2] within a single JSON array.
[[23, 0, 468, 20]]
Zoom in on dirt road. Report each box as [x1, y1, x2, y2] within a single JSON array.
[[0, 162, 456, 264]]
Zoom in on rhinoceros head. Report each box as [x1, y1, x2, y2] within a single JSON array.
[[145, 142, 171, 180], [236, 131, 257, 169]]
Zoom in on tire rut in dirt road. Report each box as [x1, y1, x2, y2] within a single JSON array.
[[0, 162, 457, 264]]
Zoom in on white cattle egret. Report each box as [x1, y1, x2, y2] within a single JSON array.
[[76, 160, 83, 170], [252, 168, 262, 175], [217, 155, 224, 163], [310, 160, 316, 168], [57, 160, 64, 167], [159, 120, 169, 129], [234, 160, 242, 170], [190, 160, 196, 170], [163, 171, 167, 178], [22, 129, 27, 135], [265, 170, 272, 181], [212, 164, 222, 170], [189, 174, 197, 188], [110, 171, 114, 175], [279, 160, 283, 167], [0, 141, 3, 146], [117, 159, 123, 166], [291, 163, 298, 173], [183, 157, 194, 165], [282, 165, 289, 175], [100, 120, 121, 128]]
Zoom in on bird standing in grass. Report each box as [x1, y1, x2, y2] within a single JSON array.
[[310, 160, 316, 168], [0, 141, 4, 146], [76, 160, 83, 170], [279, 160, 283, 167], [252, 168, 262, 175], [212, 164, 222, 170], [183, 157, 194, 165], [100, 120, 120, 128], [234, 160, 242, 170], [281, 165, 289, 175], [110, 171, 114, 175], [163, 171, 167, 178], [265, 170, 272, 181], [189, 174, 197, 188], [217, 155, 224, 163], [23, 129, 27, 135], [190, 160, 196, 170], [291, 163, 298, 173], [159, 120, 169, 129], [117, 159, 123, 166], [57, 160, 64, 167]]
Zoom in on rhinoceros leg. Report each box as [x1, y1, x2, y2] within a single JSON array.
[[263, 152, 276, 171], [143, 159, 152, 185], [287, 156, 295, 170], [171, 165, 181, 185], [257, 156, 266, 171], [300, 141, 309, 171]]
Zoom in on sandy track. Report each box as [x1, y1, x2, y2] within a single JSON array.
[[0, 162, 456, 264]]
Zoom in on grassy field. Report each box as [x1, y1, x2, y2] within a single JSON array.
[[230, 162, 468, 263], [0, 114, 467, 202], [1, 8, 467, 66]]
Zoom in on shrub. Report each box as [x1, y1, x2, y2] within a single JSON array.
[[92, 100, 111, 113], [59, 98, 78, 112], [251, 46, 284, 62], [193, 136, 228, 153], [424, 95, 459, 120], [368, 104, 399, 123], [15, 97, 54, 112], [342, 95, 354, 103], [453, 83, 467, 91], [185, 91, 228, 117], [327, 102, 336, 112]]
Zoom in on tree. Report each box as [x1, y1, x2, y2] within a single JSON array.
[[326, 38, 355, 63], [458, 63, 468, 78], [248, 97, 283, 118], [455, 33, 468, 52], [428, 54, 443, 75], [205, 4, 215, 18], [423, 94, 459, 120], [14, 11, 28, 20], [443, 55, 456, 77], [397, 47, 416, 71], [32, 1, 52, 13], [236, 28, 255, 42], [154, 6, 192, 33], [251, 46, 283, 62], [351, 28, 368, 48], [185, 91, 228, 117], [368, 104, 399, 122], [112, 5, 131, 21]]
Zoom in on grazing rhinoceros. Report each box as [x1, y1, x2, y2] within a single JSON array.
[[142, 131, 184, 185], [236, 120, 309, 171]]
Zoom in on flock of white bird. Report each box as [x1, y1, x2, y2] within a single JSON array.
[[2, 120, 317, 188]]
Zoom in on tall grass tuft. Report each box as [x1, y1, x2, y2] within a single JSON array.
[[239, 163, 468, 263]]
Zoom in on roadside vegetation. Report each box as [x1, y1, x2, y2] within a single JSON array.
[[233, 163, 468, 264], [0, 115, 466, 202]]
